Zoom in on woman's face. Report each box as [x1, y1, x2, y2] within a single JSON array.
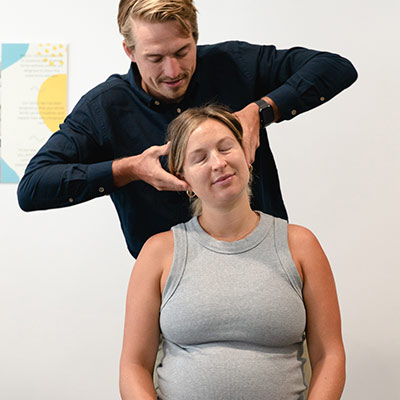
[[182, 118, 249, 209]]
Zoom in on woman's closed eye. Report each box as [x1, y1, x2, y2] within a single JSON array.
[[219, 145, 232, 153], [217, 137, 236, 152], [190, 152, 207, 164]]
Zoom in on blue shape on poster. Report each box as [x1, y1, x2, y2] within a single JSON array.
[[0, 158, 19, 183], [1, 43, 29, 70]]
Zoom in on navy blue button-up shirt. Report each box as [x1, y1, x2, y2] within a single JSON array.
[[17, 41, 357, 258]]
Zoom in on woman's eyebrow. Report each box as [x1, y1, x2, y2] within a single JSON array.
[[187, 137, 235, 155]]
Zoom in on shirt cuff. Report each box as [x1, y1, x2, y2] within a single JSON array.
[[267, 81, 327, 123], [267, 83, 304, 122], [86, 160, 115, 197]]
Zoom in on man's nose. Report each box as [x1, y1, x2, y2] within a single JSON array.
[[163, 57, 181, 79]]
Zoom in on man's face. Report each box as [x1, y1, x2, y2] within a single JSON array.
[[124, 18, 197, 103]]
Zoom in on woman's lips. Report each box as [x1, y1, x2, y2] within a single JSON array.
[[213, 174, 234, 185]]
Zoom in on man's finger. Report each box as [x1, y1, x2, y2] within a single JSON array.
[[244, 147, 254, 165], [156, 169, 188, 191], [242, 136, 255, 165], [153, 141, 171, 157]]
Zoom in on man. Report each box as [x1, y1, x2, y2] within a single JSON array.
[[17, 0, 357, 258]]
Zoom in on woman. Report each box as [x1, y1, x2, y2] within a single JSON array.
[[119, 105, 345, 399]]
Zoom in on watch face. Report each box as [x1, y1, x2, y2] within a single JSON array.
[[260, 103, 274, 127]]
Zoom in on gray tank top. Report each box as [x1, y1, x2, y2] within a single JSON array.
[[157, 212, 307, 400]]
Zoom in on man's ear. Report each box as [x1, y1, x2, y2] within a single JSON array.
[[122, 40, 136, 63]]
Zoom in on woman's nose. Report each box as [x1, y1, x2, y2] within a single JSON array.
[[211, 152, 226, 170]]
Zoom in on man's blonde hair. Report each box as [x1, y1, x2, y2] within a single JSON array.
[[118, 0, 198, 50], [167, 104, 252, 217]]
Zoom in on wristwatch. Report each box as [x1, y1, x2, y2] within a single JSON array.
[[255, 99, 274, 129]]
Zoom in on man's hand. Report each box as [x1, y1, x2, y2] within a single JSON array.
[[234, 97, 280, 164], [234, 102, 260, 164], [112, 142, 188, 191]]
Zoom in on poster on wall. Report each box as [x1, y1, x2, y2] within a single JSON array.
[[0, 43, 68, 183]]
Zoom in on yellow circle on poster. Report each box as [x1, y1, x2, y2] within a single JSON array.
[[37, 74, 67, 132]]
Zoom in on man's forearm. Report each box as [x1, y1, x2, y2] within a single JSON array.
[[261, 47, 357, 122], [112, 156, 139, 188], [17, 160, 114, 211]]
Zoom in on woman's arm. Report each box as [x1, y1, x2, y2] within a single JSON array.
[[288, 225, 345, 400], [119, 231, 174, 400]]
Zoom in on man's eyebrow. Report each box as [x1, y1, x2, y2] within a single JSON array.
[[145, 51, 163, 58], [145, 43, 191, 58], [175, 44, 191, 53]]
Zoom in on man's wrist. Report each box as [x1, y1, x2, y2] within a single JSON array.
[[112, 157, 138, 188], [261, 96, 280, 122], [255, 99, 275, 128]]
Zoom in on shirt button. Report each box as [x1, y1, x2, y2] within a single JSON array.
[[154, 100, 160, 106], [291, 109, 297, 116], [177, 107, 182, 113], [320, 96, 325, 102], [68, 197, 74, 203], [98, 187, 105, 193]]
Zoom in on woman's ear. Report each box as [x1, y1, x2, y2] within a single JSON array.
[[177, 173, 192, 192], [176, 171, 185, 181]]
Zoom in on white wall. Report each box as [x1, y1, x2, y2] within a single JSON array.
[[1, 1, 399, 398]]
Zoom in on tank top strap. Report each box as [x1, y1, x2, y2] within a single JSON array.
[[161, 222, 188, 310], [273, 217, 303, 299]]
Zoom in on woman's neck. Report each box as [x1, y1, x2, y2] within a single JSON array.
[[198, 197, 259, 242]]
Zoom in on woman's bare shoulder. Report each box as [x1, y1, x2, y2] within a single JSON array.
[[134, 230, 174, 275], [142, 230, 174, 254], [287, 224, 320, 250], [287, 223, 330, 278]]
